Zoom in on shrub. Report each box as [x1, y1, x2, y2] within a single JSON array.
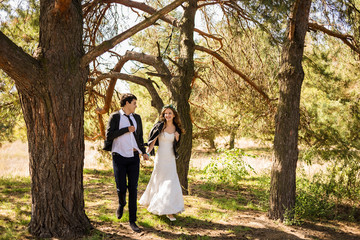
[[202, 148, 255, 186]]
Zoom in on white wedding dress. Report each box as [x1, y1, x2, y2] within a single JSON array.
[[139, 131, 185, 215]]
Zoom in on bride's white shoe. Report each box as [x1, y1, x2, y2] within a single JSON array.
[[166, 214, 176, 221]]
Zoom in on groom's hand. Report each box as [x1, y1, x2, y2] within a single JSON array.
[[128, 126, 135, 132]]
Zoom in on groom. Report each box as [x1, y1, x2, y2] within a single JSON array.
[[104, 93, 149, 233]]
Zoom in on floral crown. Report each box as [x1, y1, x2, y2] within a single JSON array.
[[162, 104, 176, 111]]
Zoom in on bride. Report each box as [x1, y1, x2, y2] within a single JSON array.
[[139, 104, 185, 221]]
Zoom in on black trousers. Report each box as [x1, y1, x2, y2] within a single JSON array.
[[112, 152, 140, 222]]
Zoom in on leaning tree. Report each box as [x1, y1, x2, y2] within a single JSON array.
[[0, 0, 185, 237]]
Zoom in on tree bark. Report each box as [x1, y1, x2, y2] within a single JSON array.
[[0, 31, 40, 92], [0, 0, 92, 237], [229, 131, 236, 149], [173, 0, 196, 195], [269, 0, 312, 221]]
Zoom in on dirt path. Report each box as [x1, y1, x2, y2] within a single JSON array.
[[81, 171, 360, 240], [83, 195, 360, 240]]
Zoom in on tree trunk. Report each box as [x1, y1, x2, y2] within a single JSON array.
[[269, 0, 312, 221], [21, 0, 91, 237], [208, 131, 216, 149], [210, 139, 216, 149], [173, 0, 196, 195], [229, 131, 236, 149]]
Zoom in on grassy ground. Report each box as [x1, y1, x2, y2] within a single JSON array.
[[1, 141, 360, 239]]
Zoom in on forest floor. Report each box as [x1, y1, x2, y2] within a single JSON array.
[[1, 140, 360, 240]]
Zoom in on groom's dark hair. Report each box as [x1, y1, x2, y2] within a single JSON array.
[[120, 93, 137, 107]]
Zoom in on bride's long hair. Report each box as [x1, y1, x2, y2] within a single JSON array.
[[159, 105, 185, 134]]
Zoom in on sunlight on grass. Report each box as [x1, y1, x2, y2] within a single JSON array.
[[138, 211, 168, 228], [212, 197, 246, 211], [2, 141, 359, 239], [0, 176, 32, 240], [197, 206, 228, 221], [0, 160, 278, 239], [82, 229, 108, 240], [233, 225, 252, 233]]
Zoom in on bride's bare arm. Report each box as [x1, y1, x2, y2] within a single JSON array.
[[146, 137, 157, 154], [174, 131, 180, 142]]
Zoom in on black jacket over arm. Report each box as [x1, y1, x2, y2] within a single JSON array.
[[147, 121, 181, 159], [103, 112, 146, 154]]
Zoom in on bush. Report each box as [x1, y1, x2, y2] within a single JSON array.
[[295, 176, 336, 221], [294, 157, 360, 222], [202, 148, 255, 186]]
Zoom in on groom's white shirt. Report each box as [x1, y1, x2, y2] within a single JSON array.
[[112, 109, 142, 157]]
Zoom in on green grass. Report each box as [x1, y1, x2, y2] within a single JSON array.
[[1, 162, 360, 239], [0, 177, 32, 240], [191, 166, 271, 213]]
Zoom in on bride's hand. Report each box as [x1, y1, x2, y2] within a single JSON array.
[[174, 131, 180, 141]]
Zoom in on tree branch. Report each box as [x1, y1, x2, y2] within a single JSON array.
[[85, 134, 102, 141], [308, 22, 360, 55], [81, 0, 185, 67], [102, 0, 223, 49], [92, 50, 168, 118], [194, 45, 271, 103], [194, 28, 223, 50], [95, 72, 151, 85], [120, 50, 172, 88], [0, 31, 40, 94], [103, 0, 179, 25], [146, 72, 171, 78], [197, 0, 231, 9], [95, 72, 164, 112]]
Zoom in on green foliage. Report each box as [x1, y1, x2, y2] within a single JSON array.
[[202, 149, 256, 186], [326, 156, 360, 201], [234, 0, 292, 43], [294, 177, 336, 221], [0, 74, 26, 144], [0, 176, 31, 239], [191, 24, 279, 147], [0, 0, 39, 55], [300, 35, 360, 160], [293, 159, 360, 222], [0, 0, 39, 143]]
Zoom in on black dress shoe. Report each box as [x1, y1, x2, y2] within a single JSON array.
[[116, 205, 124, 219], [129, 221, 141, 233]]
